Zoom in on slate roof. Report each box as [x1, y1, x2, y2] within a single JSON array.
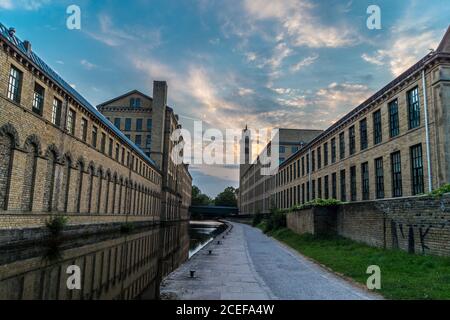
[[0, 22, 158, 169]]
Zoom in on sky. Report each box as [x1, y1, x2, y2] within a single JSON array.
[[1, 0, 449, 197]]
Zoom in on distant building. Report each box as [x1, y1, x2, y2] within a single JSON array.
[[239, 26, 450, 215], [239, 128, 323, 214], [98, 84, 192, 220]]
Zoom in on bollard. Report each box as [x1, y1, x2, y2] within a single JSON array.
[[208, 250, 212, 255], [217, 240, 221, 245], [190, 270, 195, 278]]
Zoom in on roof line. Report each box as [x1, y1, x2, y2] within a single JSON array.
[[97, 89, 153, 107], [0, 22, 158, 169]]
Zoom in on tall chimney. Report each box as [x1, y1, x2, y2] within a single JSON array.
[[24, 40, 32, 54], [150, 81, 168, 169]]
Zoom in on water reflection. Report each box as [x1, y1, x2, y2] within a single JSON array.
[[189, 221, 226, 258], [0, 222, 189, 300]]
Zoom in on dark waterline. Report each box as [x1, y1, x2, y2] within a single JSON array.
[[189, 221, 226, 258]]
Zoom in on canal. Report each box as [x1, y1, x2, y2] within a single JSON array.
[[0, 221, 224, 300]]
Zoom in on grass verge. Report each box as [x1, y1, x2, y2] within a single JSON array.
[[258, 226, 450, 300]]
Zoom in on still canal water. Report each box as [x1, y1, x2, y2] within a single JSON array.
[[0, 221, 223, 300]]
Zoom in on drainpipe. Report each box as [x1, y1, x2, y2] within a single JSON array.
[[422, 69, 433, 192]]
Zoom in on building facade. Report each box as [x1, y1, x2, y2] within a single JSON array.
[[239, 128, 323, 214], [240, 26, 450, 215], [0, 22, 190, 238], [97, 84, 192, 221]]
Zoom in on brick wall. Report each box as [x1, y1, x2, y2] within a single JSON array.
[[287, 194, 450, 257]]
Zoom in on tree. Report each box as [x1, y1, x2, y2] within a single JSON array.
[[191, 185, 212, 206], [214, 186, 238, 207]]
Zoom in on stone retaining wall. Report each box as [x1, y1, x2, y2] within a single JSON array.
[[287, 194, 450, 256]]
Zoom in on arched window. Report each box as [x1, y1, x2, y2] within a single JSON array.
[[0, 134, 13, 210], [63, 155, 72, 213], [21, 137, 39, 211], [76, 160, 85, 213], [43, 149, 58, 212], [87, 164, 95, 213]]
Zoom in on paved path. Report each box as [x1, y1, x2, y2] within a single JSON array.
[[160, 222, 381, 300]]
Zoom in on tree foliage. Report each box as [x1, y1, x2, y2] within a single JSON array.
[[191, 185, 213, 206], [214, 186, 237, 207]]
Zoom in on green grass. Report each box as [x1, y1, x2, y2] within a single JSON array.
[[261, 227, 450, 300]]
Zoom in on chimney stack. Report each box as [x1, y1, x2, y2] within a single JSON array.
[[24, 40, 32, 54], [8, 27, 16, 37]]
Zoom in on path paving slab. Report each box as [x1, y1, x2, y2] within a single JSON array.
[[160, 222, 382, 300]]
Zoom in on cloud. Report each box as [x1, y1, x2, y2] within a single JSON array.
[[361, 30, 440, 76], [0, 0, 50, 10], [0, 0, 13, 9], [80, 59, 97, 70], [291, 54, 318, 72], [87, 14, 161, 49], [243, 0, 358, 48]]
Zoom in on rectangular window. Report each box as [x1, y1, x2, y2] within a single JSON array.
[[324, 142, 328, 166], [388, 99, 400, 137], [318, 177, 322, 199], [373, 109, 382, 145], [52, 98, 62, 127], [32, 83, 45, 115], [349, 126, 355, 155], [66, 109, 76, 135], [332, 173, 337, 199], [292, 146, 298, 153], [361, 162, 369, 200], [297, 160, 300, 178], [375, 157, 384, 199], [146, 135, 152, 149], [408, 87, 420, 129], [302, 183, 305, 204], [136, 119, 143, 132], [81, 118, 88, 142], [7, 65, 23, 103], [306, 155, 310, 174], [301, 157, 305, 176], [135, 134, 142, 147], [125, 118, 132, 131], [114, 118, 121, 129], [331, 138, 336, 163], [317, 146, 321, 169], [391, 151, 402, 197], [115, 143, 120, 161], [410, 144, 424, 195], [100, 133, 106, 153], [324, 175, 329, 199], [360, 118, 368, 150], [279, 146, 285, 153], [339, 132, 345, 160], [108, 138, 113, 157], [311, 150, 315, 172], [306, 181, 310, 202], [350, 166, 357, 201], [312, 180, 316, 200], [92, 126, 98, 148], [340, 169, 346, 202], [147, 119, 153, 131]]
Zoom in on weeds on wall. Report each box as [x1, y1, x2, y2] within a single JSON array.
[[45, 215, 69, 237], [429, 184, 450, 198]]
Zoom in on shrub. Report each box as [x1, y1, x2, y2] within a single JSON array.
[[261, 208, 286, 233], [120, 222, 135, 233], [252, 212, 264, 227], [45, 215, 69, 237], [429, 184, 450, 198]]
